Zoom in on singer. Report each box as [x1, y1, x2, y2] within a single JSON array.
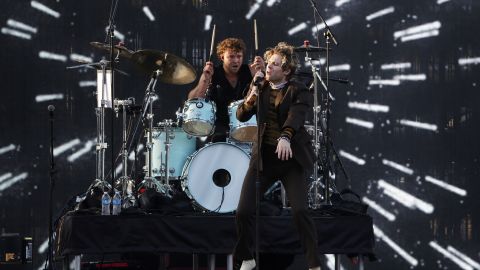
[[188, 38, 265, 142], [234, 42, 321, 270]]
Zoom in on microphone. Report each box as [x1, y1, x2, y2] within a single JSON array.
[[48, 105, 55, 118], [253, 71, 265, 86]]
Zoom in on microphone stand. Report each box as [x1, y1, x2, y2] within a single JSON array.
[[307, 0, 339, 206], [253, 19, 261, 270], [107, 0, 120, 194], [46, 105, 55, 270]]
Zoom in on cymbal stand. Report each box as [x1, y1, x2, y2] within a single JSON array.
[[94, 59, 112, 191], [139, 70, 171, 195], [114, 98, 136, 207]]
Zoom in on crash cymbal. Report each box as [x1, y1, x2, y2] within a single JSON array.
[[293, 45, 330, 53], [90, 41, 134, 59], [131, 49, 196, 85]]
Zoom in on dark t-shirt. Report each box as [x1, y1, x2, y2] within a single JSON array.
[[208, 64, 252, 142]]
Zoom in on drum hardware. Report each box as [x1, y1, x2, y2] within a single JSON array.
[[90, 41, 134, 60], [139, 70, 170, 195], [113, 98, 137, 207]]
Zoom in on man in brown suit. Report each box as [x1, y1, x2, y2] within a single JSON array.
[[234, 43, 321, 270]]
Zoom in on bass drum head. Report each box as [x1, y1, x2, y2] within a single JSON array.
[[182, 142, 250, 213]]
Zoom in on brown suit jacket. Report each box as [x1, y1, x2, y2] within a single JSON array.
[[237, 79, 316, 173]]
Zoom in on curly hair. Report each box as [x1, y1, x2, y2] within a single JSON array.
[[216, 38, 247, 60], [264, 42, 299, 79]]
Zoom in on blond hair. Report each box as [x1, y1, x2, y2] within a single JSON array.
[[264, 42, 298, 79]]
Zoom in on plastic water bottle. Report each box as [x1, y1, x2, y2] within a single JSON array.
[[101, 191, 111, 215], [112, 191, 122, 215]]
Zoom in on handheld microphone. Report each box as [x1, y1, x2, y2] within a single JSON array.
[[253, 71, 265, 86], [48, 105, 55, 118]]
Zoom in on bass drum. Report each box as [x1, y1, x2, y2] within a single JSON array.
[[181, 142, 250, 213]]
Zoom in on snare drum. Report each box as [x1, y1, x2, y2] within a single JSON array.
[[182, 98, 216, 136], [150, 125, 196, 179], [181, 142, 250, 213], [228, 100, 257, 142]]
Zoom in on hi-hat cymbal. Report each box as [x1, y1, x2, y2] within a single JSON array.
[[90, 41, 134, 59], [293, 45, 330, 53], [131, 50, 196, 85]]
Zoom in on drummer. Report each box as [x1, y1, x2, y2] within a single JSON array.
[[188, 38, 265, 142]]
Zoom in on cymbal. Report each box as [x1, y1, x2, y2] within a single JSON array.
[[293, 45, 330, 53], [131, 50, 196, 85], [90, 41, 134, 59]]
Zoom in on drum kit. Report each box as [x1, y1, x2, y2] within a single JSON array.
[[69, 40, 258, 214]]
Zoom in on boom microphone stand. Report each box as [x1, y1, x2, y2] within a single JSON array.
[[307, 0, 339, 206]]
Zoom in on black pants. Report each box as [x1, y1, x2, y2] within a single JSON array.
[[234, 144, 321, 268]]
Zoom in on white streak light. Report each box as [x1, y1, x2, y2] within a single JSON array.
[[328, 64, 350, 72], [437, 0, 451, 4], [401, 30, 439, 42], [424, 175, 467, 196], [39, 51, 67, 62], [394, 74, 426, 81], [0, 144, 16, 155], [1, 27, 32, 40], [366, 6, 395, 21], [430, 242, 473, 270], [79, 81, 97, 87], [288, 22, 307, 36], [345, 117, 374, 129], [362, 197, 396, 221], [7, 19, 37, 33], [266, 0, 277, 7], [67, 141, 94, 162], [458, 57, 480, 66], [128, 144, 144, 160], [70, 53, 92, 63], [378, 179, 434, 214], [335, 0, 351, 7], [339, 150, 365, 165], [373, 225, 418, 266], [142, 6, 155, 21], [368, 79, 400, 86], [245, 0, 264, 20], [31, 1, 60, 18], [399, 119, 438, 131], [0, 173, 28, 191], [447, 246, 480, 269], [204, 15, 212, 31], [394, 21, 441, 40], [348, 101, 389, 113], [381, 62, 411, 70], [0, 173, 13, 184], [53, 139, 81, 157], [382, 159, 414, 175], [104, 27, 125, 41], [312, 16, 342, 33], [35, 94, 64, 102], [38, 238, 49, 254]]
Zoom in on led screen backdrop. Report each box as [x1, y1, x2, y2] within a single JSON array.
[[0, 0, 479, 269]]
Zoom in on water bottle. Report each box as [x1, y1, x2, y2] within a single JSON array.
[[112, 191, 122, 215], [101, 191, 111, 215]]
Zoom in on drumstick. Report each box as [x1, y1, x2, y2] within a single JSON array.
[[208, 24, 216, 62], [254, 19, 259, 56]]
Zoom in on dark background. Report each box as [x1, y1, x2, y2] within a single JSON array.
[[0, 0, 479, 269]]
